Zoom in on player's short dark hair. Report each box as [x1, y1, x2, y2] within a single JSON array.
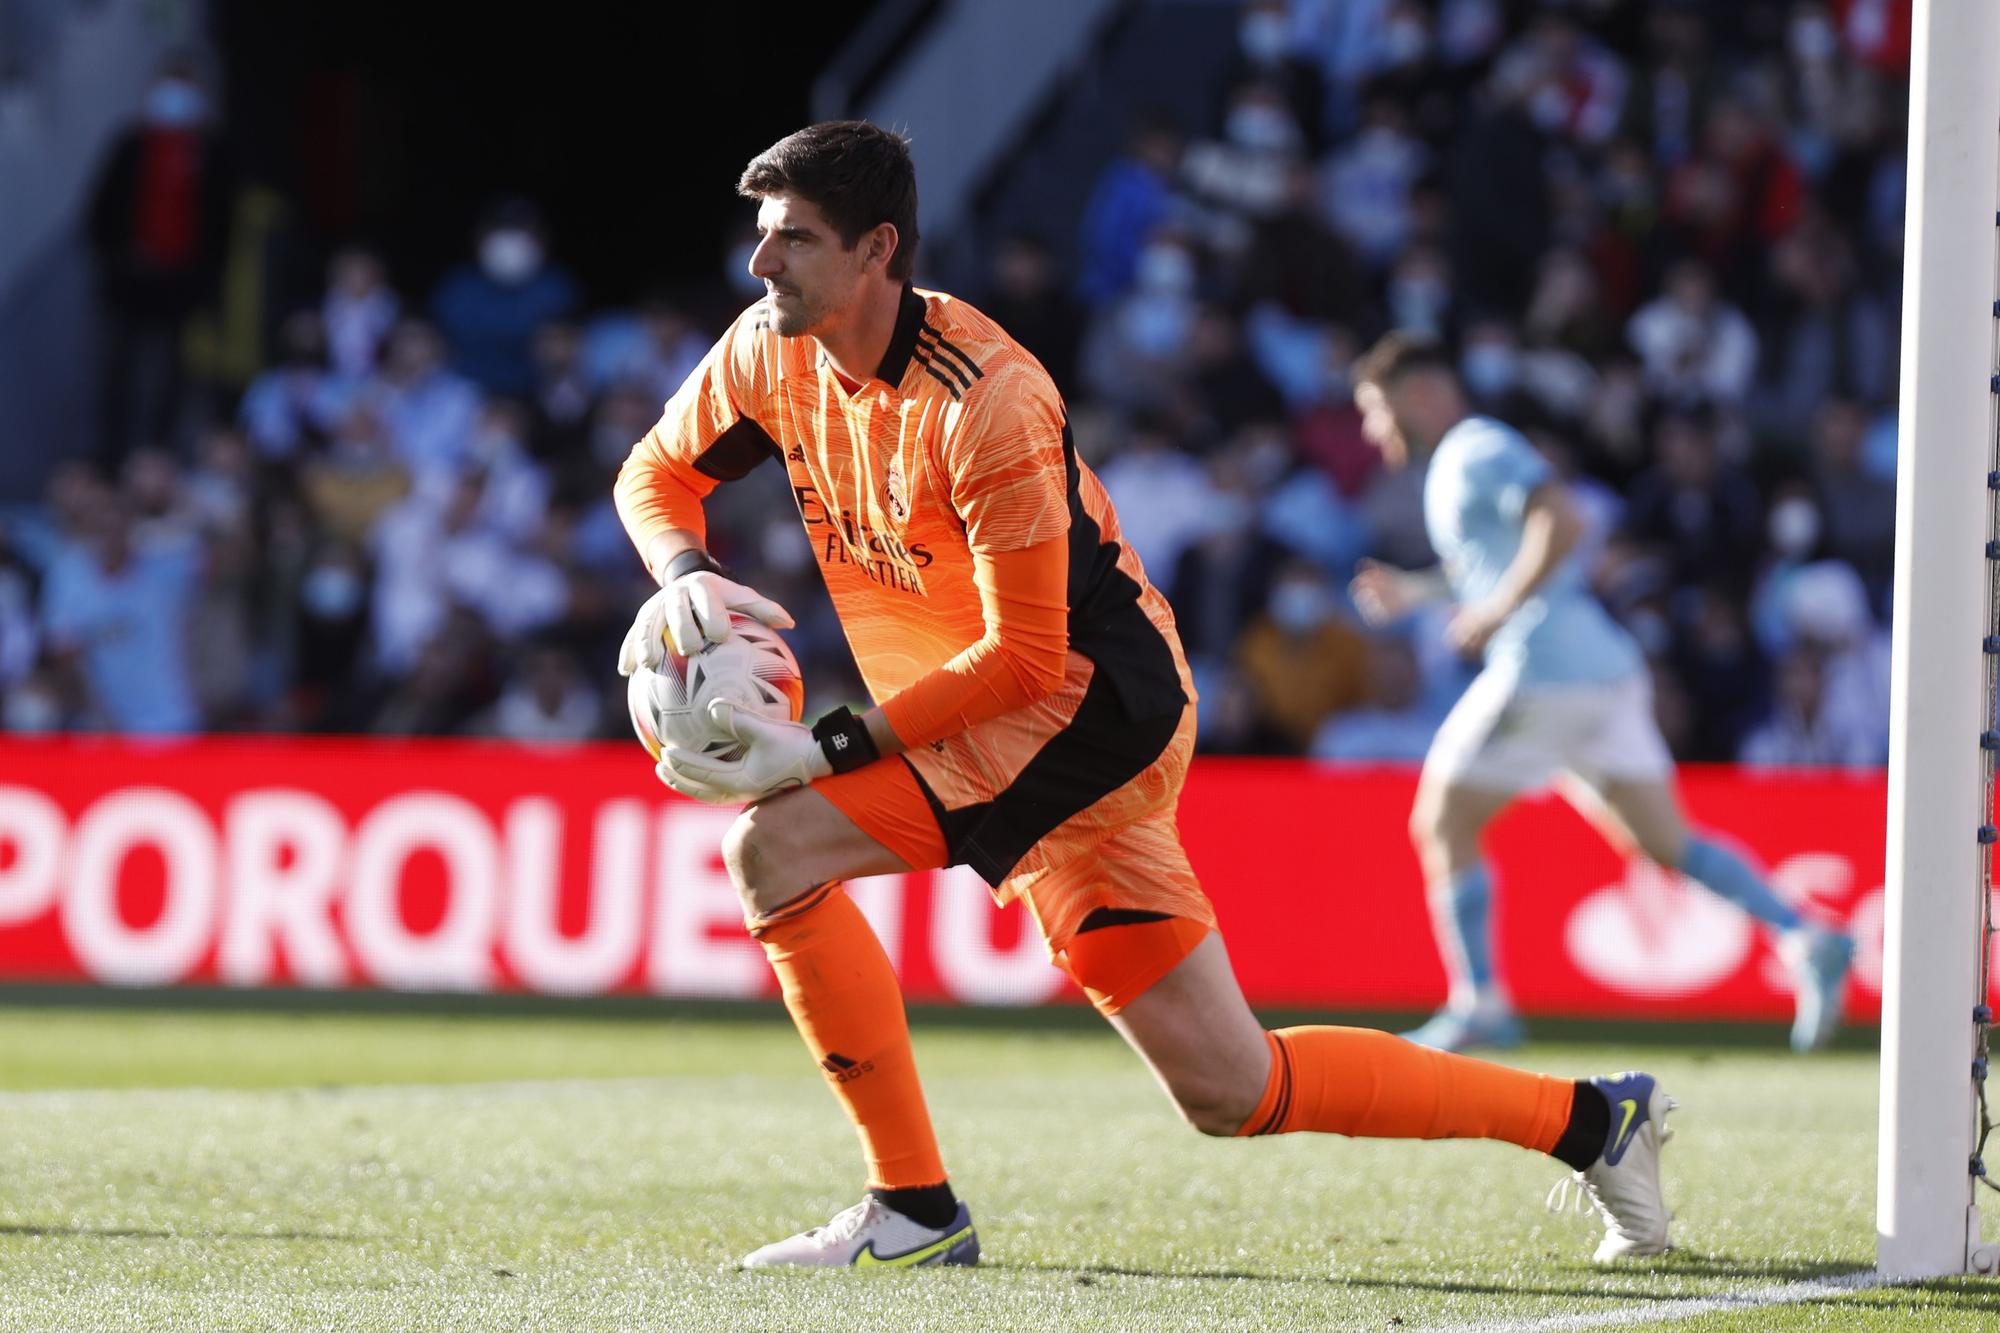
[[738, 121, 919, 280], [1352, 331, 1456, 391]]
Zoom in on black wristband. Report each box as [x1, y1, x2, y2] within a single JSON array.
[[662, 548, 723, 584], [811, 706, 881, 774]]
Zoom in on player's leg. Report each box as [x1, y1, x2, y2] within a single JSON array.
[[723, 768, 978, 1268], [1562, 676, 1854, 1051], [1409, 774, 1516, 1025], [1402, 671, 1544, 1050], [1077, 918, 1672, 1261]]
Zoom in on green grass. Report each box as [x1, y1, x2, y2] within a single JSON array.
[[0, 1007, 1993, 1331]]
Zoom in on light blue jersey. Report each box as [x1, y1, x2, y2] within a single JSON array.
[[1423, 416, 1641, 686]]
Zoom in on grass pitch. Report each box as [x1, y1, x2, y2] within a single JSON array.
[[0, 1004, 1994, 1331]]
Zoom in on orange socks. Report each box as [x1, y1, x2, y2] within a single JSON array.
[[1235, 1027, 1573, 1154], [750, 884, 948, 1190]]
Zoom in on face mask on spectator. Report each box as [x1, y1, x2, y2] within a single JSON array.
[[301, 564, 365, 620], [480, 230, 544, 284], [144, 79, 205, 129], [1136, 244, 1195, 297], [1769, 497, 1823, 559], [1383, 19, 1430, 67], [1389, 275, 1447, 331], [1269, 581, 1333, 633], [1789, 13, 1838, 64], [1239, 12, 1290, 64], [1461, 345, 1519, 399], [1529, 83, 1569, 132], [1225, 104, 1299, 153], [1124, 296, 1194, 358]]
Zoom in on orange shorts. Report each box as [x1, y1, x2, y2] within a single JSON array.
[[815, 658, 1215, 1004]]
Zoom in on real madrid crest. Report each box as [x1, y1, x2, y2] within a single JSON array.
[[885, 455, 909, 524]]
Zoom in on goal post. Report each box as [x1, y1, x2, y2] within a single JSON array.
[[1879, 0, 2000, 1280]]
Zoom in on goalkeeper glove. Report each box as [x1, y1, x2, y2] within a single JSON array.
[[658, 700, 880, 803], [617, 551, 794, 676]]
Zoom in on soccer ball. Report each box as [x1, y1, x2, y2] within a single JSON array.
[[626, 613, 805, 763]]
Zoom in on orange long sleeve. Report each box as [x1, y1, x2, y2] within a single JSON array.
[[614, 423, 713, 580], [613, 307, 781, 582], [878, 536, 1070, 749]]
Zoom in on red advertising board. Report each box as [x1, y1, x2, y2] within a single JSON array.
[[0, 737, 1920, 1019]]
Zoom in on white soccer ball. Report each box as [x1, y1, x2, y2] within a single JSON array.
[[626, 613, 805, 764]]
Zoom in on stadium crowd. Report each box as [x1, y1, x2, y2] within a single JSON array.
[[2, 0, 1906, 768]]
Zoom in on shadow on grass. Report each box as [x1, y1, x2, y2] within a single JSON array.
[[0, 1222, 363, 1244], [982, 1252, 1873, 1301], [0, 985, 1880, 1051], [1848, 1287, 2000, 1316]]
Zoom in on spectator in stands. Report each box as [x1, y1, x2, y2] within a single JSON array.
[[1080, 230, 1203, 411], [302, 404, 413, 546], [528, 319, 596, 456], [431, 199, 579, 396], [1807, 396, 1896, 602], [1183, 81, 1306, 256], [121, 447, 196, 547], [1319, 94, 1427, 269], [1168, 454, 1291, 672], [239, 310, 345, 460], [1756, 207, 1895, 431], [1740, 644, 1881, 769], [1233, 558, 1368, 753], [1238, 160, 1367, 325], [85, 55, 234, 464], [1662, 95, 1805, 296], [40, 493, 201, 734], [1445, 59, 1551, 314], [1620, 404, 1763, 591], [481, 641, 601, 743], [323, 246, 399, 379], [1310, 631, 1442, 762], [1184, 309, 1286, 443], [1076, 111, 1184, 307], [580, 298, 708, 407], [1508, 12, 1628, 147], [1618, 6, 1717, 169], [1668, 583, 1768, 762], [366, 607, 497, 737], [1093, 411, 1217, 586], [290, 538, 372, 730], [1625, 259, 1759, 406], [1221, 0, 1328, 155], [368, 320, 481, 481], [1778, 559, 1891, 765]]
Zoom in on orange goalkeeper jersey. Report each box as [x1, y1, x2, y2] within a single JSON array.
[[615, 285, 1192, 743]]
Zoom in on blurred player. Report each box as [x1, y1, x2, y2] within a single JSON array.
[[1349, 333, 1855, 1055], [616, 123, 1675, 1269]]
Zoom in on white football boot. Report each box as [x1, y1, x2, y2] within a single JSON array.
[[1781, 925, 1855, 1053], [1547, 1071, 1676, 1262], [740, 1196, 980, 1269]]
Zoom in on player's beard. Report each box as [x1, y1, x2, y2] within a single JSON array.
[[766, 289, 816, 337]]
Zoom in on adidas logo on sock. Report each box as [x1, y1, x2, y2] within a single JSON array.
[[819, 1052, 876, 1083]]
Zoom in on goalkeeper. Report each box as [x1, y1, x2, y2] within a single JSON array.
[[615, 120, 1674, 1269]]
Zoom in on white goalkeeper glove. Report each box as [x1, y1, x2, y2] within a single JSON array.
[[657, 700, 881, 804], [617, 553, 794, 676]]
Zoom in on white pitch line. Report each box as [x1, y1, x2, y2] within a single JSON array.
[[1439, 1269, 1892, 1333], [0, 1075, 688, 1107]]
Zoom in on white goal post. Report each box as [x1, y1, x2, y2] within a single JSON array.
[[1879, 0, 2000, 1280]]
